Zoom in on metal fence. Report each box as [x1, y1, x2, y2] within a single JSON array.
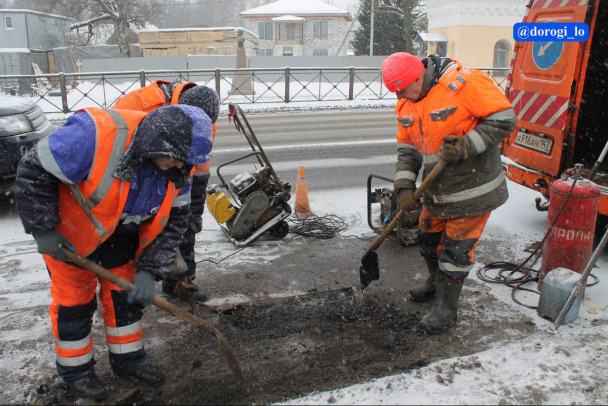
[[0, 67, 509, 114]]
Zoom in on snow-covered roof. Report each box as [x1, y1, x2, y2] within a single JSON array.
[[0, 9, 71, 20], [271, 15, 307, 22], [241, 0, 351, 19], [418, 32, 448, 42], [0, 48, 31, 53]]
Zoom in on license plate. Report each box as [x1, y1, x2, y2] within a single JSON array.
[[514, 131, 553, 154]]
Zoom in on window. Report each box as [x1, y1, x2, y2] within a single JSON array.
[[259, 48, 274, 56], [285, 24, 296, 41], [313, 21, 328, 40], [258, 21, 273, 40], [5, 16, 13, 30], [312, 48, 328, 56], [282, 46, 293, 56], [493, 40, 510, 77]]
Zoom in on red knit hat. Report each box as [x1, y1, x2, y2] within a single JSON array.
[[382, 52, 424, 93]]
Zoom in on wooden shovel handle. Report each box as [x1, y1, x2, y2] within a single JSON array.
[[62, 248, 245, 383], [364, 158, 447, 255], [63, 249, 220, 334]]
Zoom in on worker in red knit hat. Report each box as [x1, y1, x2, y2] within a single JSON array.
[[382, 52, 516, 333]]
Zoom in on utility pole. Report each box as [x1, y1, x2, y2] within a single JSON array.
[[369, 0, 375, 56]]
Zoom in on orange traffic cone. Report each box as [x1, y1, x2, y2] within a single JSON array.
[[295, 166, 312, 218]]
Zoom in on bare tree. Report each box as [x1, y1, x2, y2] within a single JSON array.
[[20, 0, 163, 57]]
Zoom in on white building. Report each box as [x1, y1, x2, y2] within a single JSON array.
[[240, 0, 353, 56], [424, 0, 528, 68]]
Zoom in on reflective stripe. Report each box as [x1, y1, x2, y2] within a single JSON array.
[[467, 129, 486, 154], [193, 170, 210, 177], [64, 110, 132, 239], [107, 340, 143, 354], [173, 191, 191, 208], [486, 108, 515, 121], [56, 349, 94, 367], [422, 153, 441, 165], [396, 142, 418, 152], [433, 173, 505, 204], [55, 334, 91, 350], [84, 109, 131, 207], [37, 137, 73, 184], [105, 321, 142, 337], [439, 259, 473, 274], [395, 170, 418, 182]]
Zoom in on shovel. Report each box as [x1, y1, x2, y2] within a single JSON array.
[[554, 223, 608, 329], [359, 158, 447, 290], [62, 249, 245, 384]]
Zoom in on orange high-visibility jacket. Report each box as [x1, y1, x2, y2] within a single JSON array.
[[46, 108, 178, 257], [394, 60, 515, 218], [113, 80, 215, 173]]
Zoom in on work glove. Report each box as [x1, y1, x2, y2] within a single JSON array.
[[128, 271, 156, 307], [397, 188, 420, 212], [188, 217, 203, 234], [32, 230, 75, 261], [440, 135, 468, 163]]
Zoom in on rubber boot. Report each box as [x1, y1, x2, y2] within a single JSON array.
[[409, 256, 438, 302], [162, 276, 207, 302], [419, 274, 465, 334], [115, 363, 165, 387], [65, 373, 108, 401]]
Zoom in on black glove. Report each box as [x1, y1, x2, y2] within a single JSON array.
[[397, 188, 420, 212], [188, 217, 203, 234], [32, 230, 75, 261], [128, 271, 156, 307], [440, 135, 468, 163]]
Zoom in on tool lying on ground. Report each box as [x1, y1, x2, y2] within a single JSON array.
[[554, 223, 608, 330], [206, 103, 292, 247], [62, 248, 245, 384], [366, 174, 421, 246], [359, 158, 447, 290]]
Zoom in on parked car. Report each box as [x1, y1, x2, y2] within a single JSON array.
[[0, 96, 53, 199]]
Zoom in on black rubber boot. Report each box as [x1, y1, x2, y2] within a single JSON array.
[[65, 373, 108, 401], [419, 274, 465, 334], [409, 256, 438, 302], [116, 363, 165, 387]]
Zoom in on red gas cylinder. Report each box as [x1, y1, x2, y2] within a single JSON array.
[[538, 178, 600, 291]]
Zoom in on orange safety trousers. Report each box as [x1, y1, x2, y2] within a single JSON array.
[[47, 256, 145, 381], [417, 206, 491, 279]]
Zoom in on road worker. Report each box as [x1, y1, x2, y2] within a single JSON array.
[[14, 104, 213, 400], [114, 82, 220, 301], [381, 52, 516, 333]]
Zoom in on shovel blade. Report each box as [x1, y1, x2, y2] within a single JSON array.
[[359, 251, 380, 290]]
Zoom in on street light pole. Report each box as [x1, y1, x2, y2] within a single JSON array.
[[369, 0, 374, 56]]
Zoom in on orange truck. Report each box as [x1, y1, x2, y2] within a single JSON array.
[[502, 0, 607, 222]]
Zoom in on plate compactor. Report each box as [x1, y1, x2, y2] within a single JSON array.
[[206, 103, 292, 247], [366, 173, 421, 246]]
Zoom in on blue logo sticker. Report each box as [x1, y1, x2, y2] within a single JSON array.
[[532, 41, 564, 70]]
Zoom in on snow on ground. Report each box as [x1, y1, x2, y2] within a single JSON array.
[[278, 180, 608, 405], [1, 100, 607, 404]]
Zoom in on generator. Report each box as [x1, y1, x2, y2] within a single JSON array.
[[206, 104, 292, 247], [366, 174, 421, 246]]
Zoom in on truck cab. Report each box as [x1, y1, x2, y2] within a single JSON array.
[[502, 0, 608, 219]]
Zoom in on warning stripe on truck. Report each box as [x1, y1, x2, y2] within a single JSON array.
[[531, 0, 588, 9], [507, 89, 569, 129]]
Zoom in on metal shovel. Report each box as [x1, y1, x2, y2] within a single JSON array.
[[554, 223, 608, 329], [62, 249, 245, 384], [359, 158, 447, 290]]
